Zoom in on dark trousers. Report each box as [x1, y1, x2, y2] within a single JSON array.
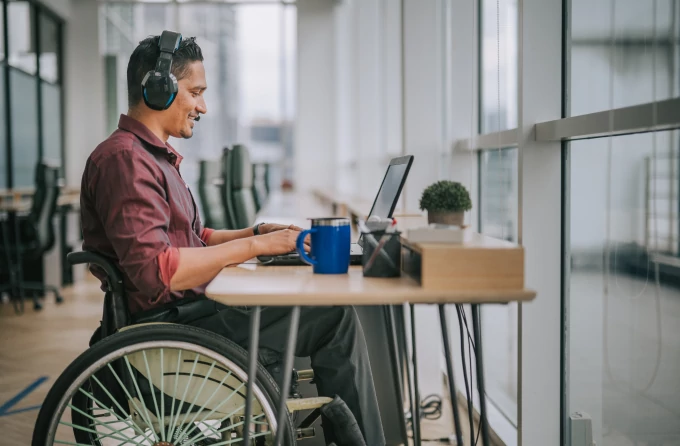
[[136, 298, 386, 446]]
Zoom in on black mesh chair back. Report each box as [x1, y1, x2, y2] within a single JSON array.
[[252, 163, 269, 213], [198, 160, 227, 229], [230, 145, 257, 229], [219, 147, 238, 229], [26, 162, 62, 256]]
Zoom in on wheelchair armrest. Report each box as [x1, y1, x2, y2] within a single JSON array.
[[67, 251, 124, 294], [68, 250, 130, 335]]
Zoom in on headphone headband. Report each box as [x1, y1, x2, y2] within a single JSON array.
[[141, 30, 183, 111]]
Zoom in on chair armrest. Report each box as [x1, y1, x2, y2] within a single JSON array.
[[67, 251, 123, 291]]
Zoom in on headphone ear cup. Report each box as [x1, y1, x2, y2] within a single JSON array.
[[142, 71, 178, 111]]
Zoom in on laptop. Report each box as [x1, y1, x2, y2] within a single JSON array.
[[257, 155, 414, 266]]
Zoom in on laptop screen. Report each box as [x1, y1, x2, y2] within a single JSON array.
[[368, 162, 409, 219]]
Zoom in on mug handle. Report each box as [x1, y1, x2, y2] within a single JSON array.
[[296, 229, 317, 265]]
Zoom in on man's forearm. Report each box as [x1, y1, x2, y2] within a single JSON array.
[[206, 227, 255, 246], [170, 237, 260, 291]]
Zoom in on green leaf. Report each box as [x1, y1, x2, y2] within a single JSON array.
[[419, 180, 472, 212]]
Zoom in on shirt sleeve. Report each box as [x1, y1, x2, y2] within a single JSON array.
[[158, 247, 180, 287], [88, 150, 174, 304], [200, 228, 215, 245]]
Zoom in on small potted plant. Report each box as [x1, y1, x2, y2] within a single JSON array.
[[419, 180, 472, 226]]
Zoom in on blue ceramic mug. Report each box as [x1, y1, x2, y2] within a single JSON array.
[[296, 218, 351, 274]]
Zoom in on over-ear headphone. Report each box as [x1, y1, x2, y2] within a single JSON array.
[[141, 31, 183, 111]]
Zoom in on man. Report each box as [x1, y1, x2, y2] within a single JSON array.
[[80, 34, 385, 445]]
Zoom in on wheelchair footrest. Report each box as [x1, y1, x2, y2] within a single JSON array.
[[295, 369, 314, 381], [286, 396, 333, 412], [297, 427, 316, 440]]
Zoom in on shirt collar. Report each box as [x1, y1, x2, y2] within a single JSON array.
[[118, 114, 183, 168]]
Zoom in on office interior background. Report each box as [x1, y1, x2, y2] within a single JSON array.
[[0, 0, 679, 445]]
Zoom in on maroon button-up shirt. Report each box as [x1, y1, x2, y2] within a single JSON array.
[[81, 114, 210, 314]]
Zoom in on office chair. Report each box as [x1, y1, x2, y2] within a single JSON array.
[[219, 147, 238, 230], [0, 162, 64, 312], [197, 160, 228, 230], [263, 163, 271, 195], [229, 144, 258, 229], [252, 163, 269, 213]]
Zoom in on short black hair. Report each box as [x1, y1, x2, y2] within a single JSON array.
[[127, 34, 204, 108]]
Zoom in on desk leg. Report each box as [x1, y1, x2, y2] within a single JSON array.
[[471, 304, 490, 446], [273, 305, 300, 446], [438, 304, 464, 446], [409, 303, 421, 445], [385, 305, 409, 442], [244, 306, 261, 446]]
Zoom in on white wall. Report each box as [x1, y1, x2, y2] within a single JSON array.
[[294, 0, 336, 192], [64, 0, 107, 187]]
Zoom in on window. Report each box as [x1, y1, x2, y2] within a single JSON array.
[[41, 82, 62, 164], [39, 12, 60, 83], [479, 147, 519, 426], [7, 1, 36, 75], [565, 2, 680, 445], [568, 130, 680, 446], [569, 0, 680, 116], [477, 0, 520, 430], [0, 5, 5, 62], [480, 0, 518, 133], [9, 69, 38, 187], [480, 148, 518, 242]]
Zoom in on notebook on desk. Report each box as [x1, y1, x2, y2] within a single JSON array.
[[257, 155, 414, 266]]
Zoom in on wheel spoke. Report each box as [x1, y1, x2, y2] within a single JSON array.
[[75, 385, 153, 443], [141, 350, 164, 441], [173, 369, 233, 441], [166, 348, 183, 442], [185, 411, 265, 445], [96, 365, 155, 441], [191, 381, 245, 429], [68, 403, 135, 439], [54, 441, 97, 446], [160, 348, 165, 441], [45, 338, 281, 446], [167, 352, 200, 440], [172, 360, 217, 441], [124, 355, 159, 442], [59, 421, 133, 443]]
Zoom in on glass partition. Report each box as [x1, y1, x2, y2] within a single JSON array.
[[7, 1, 36, 75], [479, 147, 519, 426], [567, 130, 680, 446], [480, 0, 518, 133], [570, 0, 680, 116], [9, 68, 38, 187]]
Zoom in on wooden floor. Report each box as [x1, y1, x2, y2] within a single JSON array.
[[0, 276, 492, 445]]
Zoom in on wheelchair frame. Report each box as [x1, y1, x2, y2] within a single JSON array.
[[32, 251, 332, 446]]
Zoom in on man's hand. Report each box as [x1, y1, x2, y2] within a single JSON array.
[[258, 223, 304, 234], [253, 229, 311, 256]]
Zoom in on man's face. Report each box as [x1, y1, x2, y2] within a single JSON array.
[[163, 61, 208, 139]]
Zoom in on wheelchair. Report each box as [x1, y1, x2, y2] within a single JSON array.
[[32, 251, 335, 446]]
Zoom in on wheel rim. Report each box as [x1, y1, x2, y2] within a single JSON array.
[[46, 341, 278, 445]]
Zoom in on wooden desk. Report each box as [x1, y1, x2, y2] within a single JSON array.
[[206, 191, 535, 446], [0, 200, 31, 213], [207, 266, 535, 307]]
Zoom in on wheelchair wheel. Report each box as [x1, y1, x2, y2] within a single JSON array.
[[33, 324, 296, 445]]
